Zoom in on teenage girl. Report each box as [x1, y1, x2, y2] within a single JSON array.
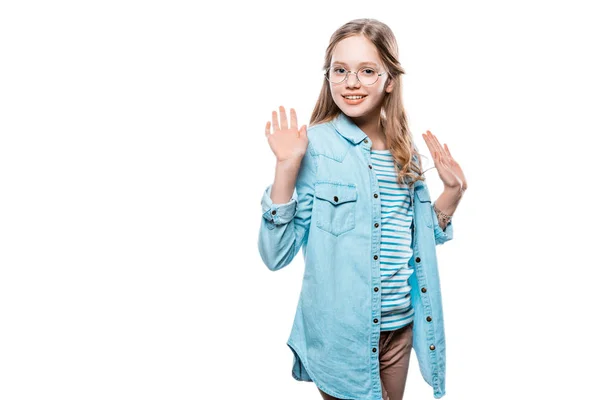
[[258, 18, 467, 400]]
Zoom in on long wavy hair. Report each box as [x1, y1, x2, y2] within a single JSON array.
[[309, 18, 425, 187]]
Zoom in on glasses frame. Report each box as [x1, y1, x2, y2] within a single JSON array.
[[324, 66, 386, 86]]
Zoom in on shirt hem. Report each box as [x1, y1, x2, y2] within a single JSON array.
[[287, 339, 357, 400]]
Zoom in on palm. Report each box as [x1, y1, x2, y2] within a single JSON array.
[[265, 106, 308, 163], [422, 130, 468, 191]]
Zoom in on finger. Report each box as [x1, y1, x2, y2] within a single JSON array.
[[433, 133, 448, 158], [434, 151, 441, 166], [290, 108, 298, 130], [297, 124, 306, 139], [444, 143, 453, 158], [265, 121, 271, 137], [422, 133, 437, 159], [272, 110, 280, 132], [279, 105, 288, 130], [427, 130, 447, 158], [422, 133, 433, 152], [437, 152, 448, 168], [426, 130, 442, 153]]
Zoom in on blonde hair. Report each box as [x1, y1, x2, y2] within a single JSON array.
[[309, 18, 425, 187]]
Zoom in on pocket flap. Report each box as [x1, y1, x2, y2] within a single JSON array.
[[315, 182, 357, 205], [415, 187, 431, 202]]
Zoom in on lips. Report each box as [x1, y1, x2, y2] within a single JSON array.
[[342, 95, 367, 105]]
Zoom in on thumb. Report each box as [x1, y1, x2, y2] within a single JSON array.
[[300, 125, 307, 137]]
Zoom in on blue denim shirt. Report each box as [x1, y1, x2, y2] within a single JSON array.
[[258, 113, 454, 399]]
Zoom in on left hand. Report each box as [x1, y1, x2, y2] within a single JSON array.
[[422, 130, 468, 192]]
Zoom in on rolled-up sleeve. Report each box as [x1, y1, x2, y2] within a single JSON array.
[[432, 201, 454, 245], [258, 139, 317, 271], [261, 185, 298, 226]]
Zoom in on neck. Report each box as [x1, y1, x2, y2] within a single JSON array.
[[350, 112, 387, 150]]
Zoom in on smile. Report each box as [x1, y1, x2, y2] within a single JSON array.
[[342, 95, 367, 105]]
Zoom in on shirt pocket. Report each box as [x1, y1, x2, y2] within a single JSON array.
[[314, 181, 358, 236], [415, 187, 433, 228]]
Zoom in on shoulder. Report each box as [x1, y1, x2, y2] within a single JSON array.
[[306, 120, 337, 143], [306, 120, 352, 160]]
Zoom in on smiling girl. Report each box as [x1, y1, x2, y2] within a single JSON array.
[[259, 18, 467, 400]]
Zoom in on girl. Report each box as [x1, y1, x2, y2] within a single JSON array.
[[258, 18, 467, 400]]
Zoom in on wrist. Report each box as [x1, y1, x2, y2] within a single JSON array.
[[443, 185, 465, 198], [433, 202, 453, 224], [276, 157, 303, 170]]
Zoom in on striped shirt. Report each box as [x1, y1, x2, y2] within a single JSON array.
[[370, 149, 415, 332]]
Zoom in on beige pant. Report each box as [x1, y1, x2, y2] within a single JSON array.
[[317, 322, 413, 400]]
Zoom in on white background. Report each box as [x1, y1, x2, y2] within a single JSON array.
[[1, 1, 599, 399]]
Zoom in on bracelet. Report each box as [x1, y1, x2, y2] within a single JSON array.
[[433, 202, 453, 224]]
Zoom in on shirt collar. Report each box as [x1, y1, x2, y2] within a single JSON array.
[[331, 112, 422, 191], [330, 112, 420, 165], [331, 113, 368, 145]]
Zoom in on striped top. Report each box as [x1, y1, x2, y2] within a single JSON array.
[[370, 149, 415, 332]]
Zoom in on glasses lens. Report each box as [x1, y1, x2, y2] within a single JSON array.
[[358, 67, 378, 85], [327, 67, 346, 84]]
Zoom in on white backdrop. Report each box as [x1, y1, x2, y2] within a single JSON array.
[[1, 1, 598, 399]]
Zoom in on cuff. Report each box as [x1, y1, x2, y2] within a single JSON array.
[[261, 184, 298, 225], [434, 218, 454, 245]]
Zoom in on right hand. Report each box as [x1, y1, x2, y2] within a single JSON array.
[[264, 106, 308, 164]]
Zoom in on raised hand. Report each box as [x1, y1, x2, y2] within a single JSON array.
[[422, 130, 468, 192], [264, 106, 308, 164]]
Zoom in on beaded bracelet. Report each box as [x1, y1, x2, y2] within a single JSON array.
[[433, 202, 453, 224]]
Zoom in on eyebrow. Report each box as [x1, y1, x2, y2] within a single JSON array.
[[331, 61, 380, 68]]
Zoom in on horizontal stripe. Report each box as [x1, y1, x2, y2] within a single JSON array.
[[371, 149, 417, 327]]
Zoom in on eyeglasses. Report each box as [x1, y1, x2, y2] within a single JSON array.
[[324, 66, 386, 86]]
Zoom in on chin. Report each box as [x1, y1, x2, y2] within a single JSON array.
[[341, 109, 364, 118], [339, 106, 370, 120], [335, 101, 366, 118]]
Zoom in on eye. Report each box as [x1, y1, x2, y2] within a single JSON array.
[[361, 68, 375, 75], [333, 67, 346, 74]]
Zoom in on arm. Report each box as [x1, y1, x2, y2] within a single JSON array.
[[258, 141, 317, 271], [432, 186, 464, 245], [433, 186, 464, 230], [419, 129, 467, 240]]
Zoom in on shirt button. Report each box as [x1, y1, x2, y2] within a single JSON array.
[[333, 196, 338, 202], [368, 165, 372, 169], [415, 257, 421, 263], [373, 193, 378, 198], [374, 223, 379, 228], [373, 255, 378, 260], [430, 345, 436, 351], [372, 347, 377, 353], [271, 210, 277, 215], [373, 318, 378, 323], [364, 139, 369, 144], [426, 316, 432, 322], [374, 287, 379, 292], [421, 287, 427, 293]]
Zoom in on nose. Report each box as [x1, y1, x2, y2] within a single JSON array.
[[346, 71, 361, 88]]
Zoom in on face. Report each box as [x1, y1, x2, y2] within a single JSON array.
[[328, 35, 394, 123]]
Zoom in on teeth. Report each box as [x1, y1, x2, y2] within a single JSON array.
[[344, 95, 365, 100]]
